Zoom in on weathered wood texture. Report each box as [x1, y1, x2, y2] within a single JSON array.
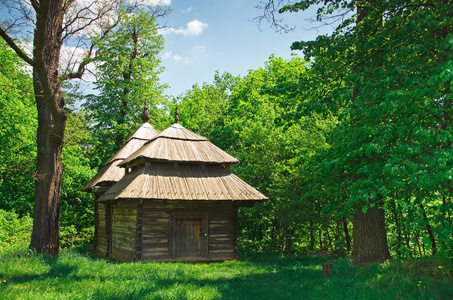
[[135, 203, 144, 260], [110, 201, 138, 261], [94, 203, 107, 254], [120, 123, 238, 166], [139, 200, 238, 262], [94, 202, 114, 256], [105, 203, 113, 256], [88, 120, 266, 263], [93, 202, 99, 250], [82, 122, 158, 192], [107, 123, 158, 164], [98, 163, 267, 202], [174, 217, 203, 257], [99, 199, 239, 262], [82, 160, 124, 192]]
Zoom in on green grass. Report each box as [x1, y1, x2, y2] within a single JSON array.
[[0, 249, 452, 300]]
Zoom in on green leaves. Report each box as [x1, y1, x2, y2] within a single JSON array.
[[176, 55, 337, 253], [173, 71, 239, 139], [293, 0, 453, 257], [84, 8, 169, 165], [0, 40, 36, 216], [0, 210, 32, 253], [60, 112, 96, 230]]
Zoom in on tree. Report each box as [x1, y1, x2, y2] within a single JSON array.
[[0, 39, 36, 216], [84, 8, 170, 165], [177, 56, 337, 254], [260, 0, 453, 263], [0, 0, 170, 255], [173, 71, 239, 138], [60, 109, 96, 231]]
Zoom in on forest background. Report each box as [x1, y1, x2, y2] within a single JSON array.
[[0, 0, 452, 266]]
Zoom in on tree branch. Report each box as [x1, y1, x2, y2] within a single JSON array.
[[60, 21, 116, 81], [30, 0, 40, 11], [0, 27, 35, 66], [60, 57, 89, 81], [254, 0, 295, 33]]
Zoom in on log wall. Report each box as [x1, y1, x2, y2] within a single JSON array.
[[140, 200, 238, 262], [208, 203, 238, 261], [110, 200, 138, 261], [95, 199, 239, 262], [95, 203, 107, 255]]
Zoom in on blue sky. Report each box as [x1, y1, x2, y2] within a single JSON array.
[[0, 0, 332, 98], [158, 1, 333, 97]]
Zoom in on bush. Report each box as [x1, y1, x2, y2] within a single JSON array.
[[0, 209, 94, 253], [60, 225, 94, 249], [0, 209, 32, 253]]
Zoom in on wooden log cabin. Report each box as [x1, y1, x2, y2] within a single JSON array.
[[84, 109, 267, 262]]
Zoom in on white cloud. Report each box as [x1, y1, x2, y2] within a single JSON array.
[[160, 20, 208, 36], [194, 46, 206, 54], [17, 42, 96, 82], [161, 51, 193, 64], [181, 7, 192, 13], [173, 55, 184, 62], [147, 0, 171, 5], [184, 20, 208, 36], [162, 51, 173, 60]]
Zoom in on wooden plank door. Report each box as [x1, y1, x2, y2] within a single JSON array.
[[175, 218, 202, 257], [171, 214, 208, 259]]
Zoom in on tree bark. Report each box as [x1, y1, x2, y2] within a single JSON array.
[[309, 220, 315, 251], [29, 0, 67, 255], [353, 202, 391, 264], [30, 84, 66, 254], [342, 217, 351, 251], [391, 199, 402, 257], [419, 204, 437, 255]]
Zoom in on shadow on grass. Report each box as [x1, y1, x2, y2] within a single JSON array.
[[0, 253, 78, 283], [84, 257, 333, 299], [1, 249, 452, 299], [0, 250, 345, 299]]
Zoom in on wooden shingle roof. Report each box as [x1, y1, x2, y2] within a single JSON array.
[[120, 123, 238, 166], [81, 159, 123, 192], [97, 163, 267, 202], [106, 123, 158, 164], [82, 106, 159, 192], [92, 109, 268, 204]]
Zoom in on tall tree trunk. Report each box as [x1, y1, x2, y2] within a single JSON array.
[[414, 231, 423, 256], [440, 194, 451, 248], [318, 228, 323, 251], [419, 204, 437, 255], [351, 1, 391, 265], [30, 86, 66, 254], [29, 0, 67, 255], [342, 217, 351, 251], [325, 226, 333, 251], [391, 199, 402, 257], [353, 201, 391, 264]]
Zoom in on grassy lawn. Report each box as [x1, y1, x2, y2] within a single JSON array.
[[0, 249, 452, 299]]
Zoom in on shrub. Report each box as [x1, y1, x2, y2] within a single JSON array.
[[0, 209, 32, 253], [0, 209, 94, 253], [60, 225, 94, 249]]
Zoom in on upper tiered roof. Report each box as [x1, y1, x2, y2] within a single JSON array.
[[82, 104, 159, 192]]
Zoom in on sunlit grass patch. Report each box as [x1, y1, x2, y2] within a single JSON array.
[[0, 249, 452, 299]]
